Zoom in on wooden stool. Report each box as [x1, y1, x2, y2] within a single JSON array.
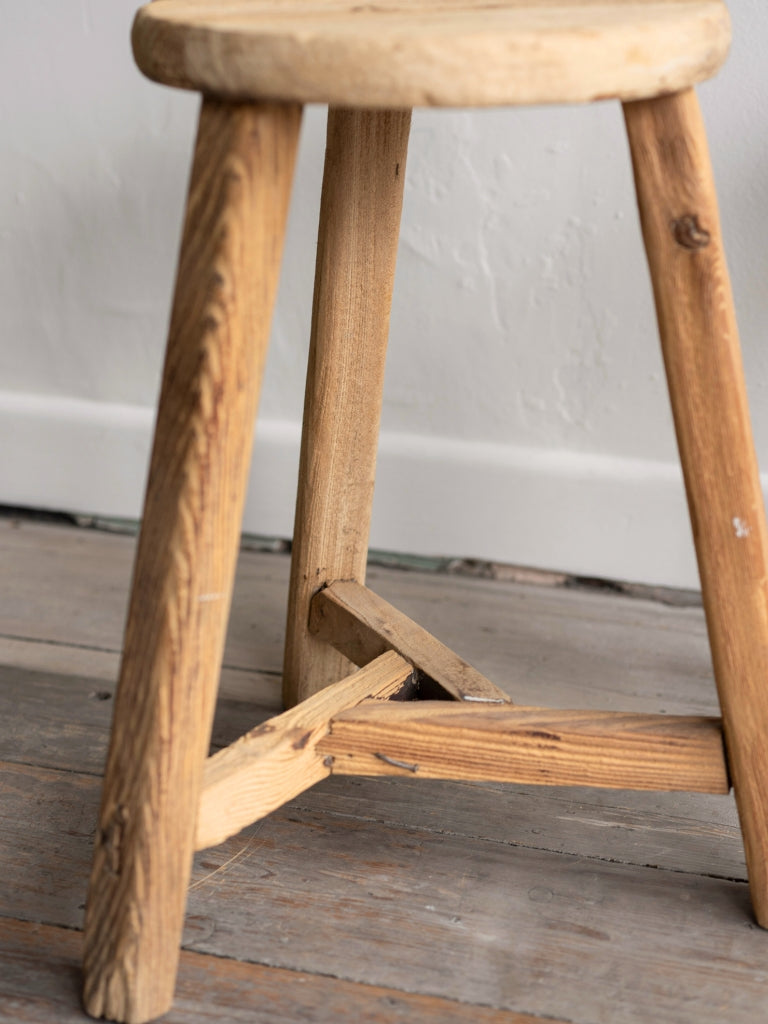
[[83, 3, 768, 1021]]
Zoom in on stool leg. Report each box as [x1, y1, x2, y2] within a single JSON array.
[[624, 89, 768, 926], [283, 108, 411, 707], [82, 99, 301, 1023]]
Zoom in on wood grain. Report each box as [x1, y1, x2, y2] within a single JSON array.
[[82, 100, 301, 1024], [624, 88, 768, 926], [5, 527, 762, 1021], [175, 811, 768, 1024], [6, 524, 767, 1022], [196, 652, 414, 850], [0, 520, 290, 676], [0, 918, 562, 1024], [319, 701, 729, 791], [0, 519, 718, 716], [310, 581, 512, 703], [283, 108, 411, 706], [0, 661, 282, 779], [1, 759, 761, 1024], [131, 0, 730, 107], [0, 758, 745, 923]]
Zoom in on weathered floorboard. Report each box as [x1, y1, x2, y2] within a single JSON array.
[[0, 519, 717, 713], [0, 731, 746, 885], [1, 520, 761, 1023], [0, 757, 762, 1024], [0, 521, 742, 882], [0, 663, 279, 777], [0, 918, 551, 1024], [0, 520, 289, 674]]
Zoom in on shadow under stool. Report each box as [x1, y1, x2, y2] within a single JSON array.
[[81, 2, 768, 1021]]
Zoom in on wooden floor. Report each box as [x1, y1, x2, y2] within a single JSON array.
[[2, 516, 767, 1023]]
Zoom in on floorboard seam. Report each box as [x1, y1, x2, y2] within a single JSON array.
[[0, 633, 121, 655], [0, 753, 745, 884], [0, 635, 282, 679], [174, 943, 579, 1024], [286, 802, 748, 882], [0, 916, 576, 1024], [0, 756, 103, 780], [0, 912, 83, 934]]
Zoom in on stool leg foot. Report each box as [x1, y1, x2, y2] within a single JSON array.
[[82, 99, 301, 1023], [283, 107, 411, 707], [625, 89, 768, 926]]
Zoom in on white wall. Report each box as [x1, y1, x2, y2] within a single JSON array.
[[3, 1, 768, 588]]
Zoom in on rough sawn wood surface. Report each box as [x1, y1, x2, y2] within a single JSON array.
[[1, 519, 767, 1023]]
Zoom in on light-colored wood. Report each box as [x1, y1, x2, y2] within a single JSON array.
[[282, 108, 411, 707], [3, 529, 746, 884], [310, 580, 512, 703], [624, 88, 768, 927], [319, 701, 729, 792], [195, 652, 414, 850], [7, 522, 768, 1024], [82, 99, 301, 1024], [131, 0, 731, 108]]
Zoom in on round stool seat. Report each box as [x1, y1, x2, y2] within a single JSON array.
[[133, 0, 730, 108]]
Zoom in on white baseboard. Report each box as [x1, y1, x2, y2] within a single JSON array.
[[0, 389, 718, 589]]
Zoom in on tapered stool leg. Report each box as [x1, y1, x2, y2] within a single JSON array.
[[82, 99, 301, 1023], [283, 107, 411, 707], [625, 88, 768, 926]]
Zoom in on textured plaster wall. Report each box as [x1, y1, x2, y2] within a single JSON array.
[[3, 1, 768, 587]]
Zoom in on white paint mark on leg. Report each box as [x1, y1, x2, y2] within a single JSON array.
[[732, 517, 751, 539]]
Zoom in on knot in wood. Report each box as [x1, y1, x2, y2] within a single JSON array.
[[671, 214, 711, 251], [100, 805, 129, 876]]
